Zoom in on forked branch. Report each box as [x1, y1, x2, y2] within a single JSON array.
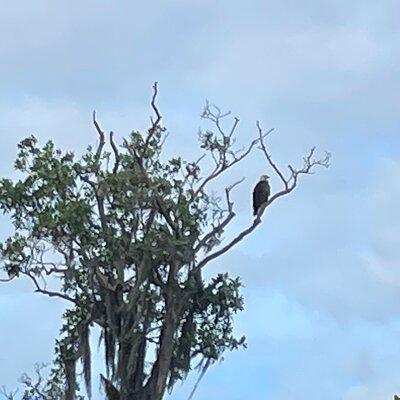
[[197, 122, 330, 270], [142, 82, 164, 161], [257, 121, 330, 206], [194, 105, 271, 197], [0, 386, 18, 400], [195, 178, 245, 253]]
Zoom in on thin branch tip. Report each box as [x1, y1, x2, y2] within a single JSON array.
[[149, 81, 162, 130]]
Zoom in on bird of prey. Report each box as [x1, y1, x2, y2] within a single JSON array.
[[253, 175, 270, 217]]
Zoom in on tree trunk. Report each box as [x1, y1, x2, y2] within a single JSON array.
[[142, 296, 181, 400]]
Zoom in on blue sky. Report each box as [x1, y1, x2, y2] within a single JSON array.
[[1, 1, 400, 399]]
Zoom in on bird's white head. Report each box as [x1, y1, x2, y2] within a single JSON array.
[[260, 174, 270, 181]]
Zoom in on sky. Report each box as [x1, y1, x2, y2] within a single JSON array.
[[0, 1, 400, 399]]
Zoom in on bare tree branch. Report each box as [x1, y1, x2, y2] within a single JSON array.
[[196, 121, 330, 269], [194, 106, 272, 197], [20, 270, 76, 304], [144, 81, 163, 154], [160, 131, 170, 148], [19, 363, 50, 400], [229, 117, 240, 138], [201, 101, 232, 137], [0, 386, 18, 400], [109, 131, 120, 174], [0, 276, 16, 283], [195, 178, 245, 253], [225, 178, 245, 211], [196, 218, 262, 271], [266, 150, 330, 207], [150, 81, 162, 129], [256, 122, 286, 187], [256, 122, 330, 209], [93, 111, 106, 161]]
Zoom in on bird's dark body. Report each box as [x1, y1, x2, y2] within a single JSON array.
[[253, 180, 270, 216]]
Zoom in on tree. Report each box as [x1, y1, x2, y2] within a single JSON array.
[[0, 84, 330, 400]]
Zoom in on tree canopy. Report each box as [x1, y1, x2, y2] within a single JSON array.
[[0, 84, 330, 400]]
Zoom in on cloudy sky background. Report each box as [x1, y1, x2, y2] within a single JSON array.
[[1, 1, 400, 399]]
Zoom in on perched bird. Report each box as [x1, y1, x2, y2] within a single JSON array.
[[253, 175, 270, 217]]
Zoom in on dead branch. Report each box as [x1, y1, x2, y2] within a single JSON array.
[[109, 131, 120, 174], [288, 147, 331, 184], [257, 122, 330, 207], [194, 178, 245, 253], [201, 101, 233, 137], [150, 81, 162, 129], [194, 106, 271, 197], [196, 218, 262, 271], [93, 111, 106, 161], [196, 122, 330, 269], [144, 82, 163, 154], [256, 121, 286, 187], [225, 177, 245, 211]]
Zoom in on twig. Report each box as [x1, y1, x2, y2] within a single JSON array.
[[256, 121, 287, 188], [225, 177, 245, 211], [256, 123, 330, 207], [229, 117, 240, 138], [194, 109, 271, 197]]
